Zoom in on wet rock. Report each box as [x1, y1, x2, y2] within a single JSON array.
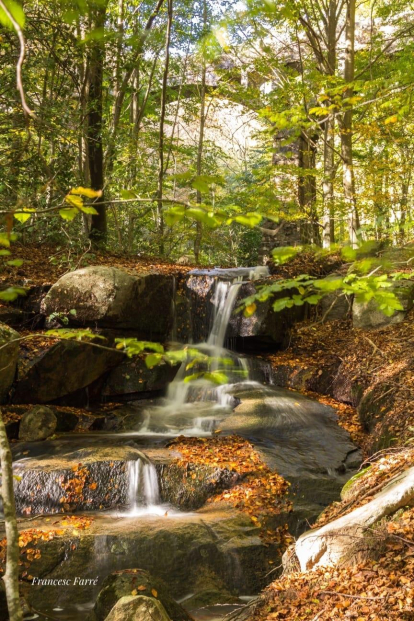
[[352, 280, 414, 329], [104, 595, 171, 621], [23, 508, 279, 614], [13, 446, 148, 515], [159, 463, 240, 510], [0, 321, 19, 403], [221, 384, 360, 511], [18, 405, 57, 441], [94, 569, 190, 621], [178, 272, 305, 348], [102, 357, 178, 400], [184, 567, 238, 609], [13, 339, 124, 404], [41, 266, 175, 340]]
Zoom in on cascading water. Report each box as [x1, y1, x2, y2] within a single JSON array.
[[127, 457, 160, 515], [135, 266, 269, 436]]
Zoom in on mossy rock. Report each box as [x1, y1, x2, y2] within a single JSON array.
[[94, 569, 192, 621]]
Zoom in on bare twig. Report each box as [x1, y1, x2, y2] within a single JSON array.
[[0, 0, 35, 118]]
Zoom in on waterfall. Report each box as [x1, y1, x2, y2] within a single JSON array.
[[127, 457, 160, 514], [136, 266, 269, 436], [208, 278, 243, 348]]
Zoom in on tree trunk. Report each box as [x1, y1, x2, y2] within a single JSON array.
[[156, 0, 173, 256], [298, 131, 320, 245], [322, 0, 337, 247], [341, 0, 360, 247], [194, 0, 208, 263], [0, 409, 23, 621], [87, 1, 107, 242]]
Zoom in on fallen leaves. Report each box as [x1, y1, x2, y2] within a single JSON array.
[[251, 506, 414, 621], [169, 435, 293, 546]]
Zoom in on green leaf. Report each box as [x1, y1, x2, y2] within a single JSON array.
[[272, 246, 301, 265], [14, 212, 32, 223], [145, 353, 164, 368], [0, 0, 25, 30], [59, 208, 79, 221], [0, 249, 11, 256], [45, 328, 105, 341], [6, 258, 24, 267], [79, 205, 98, 215], [0, 287, 26, 301]]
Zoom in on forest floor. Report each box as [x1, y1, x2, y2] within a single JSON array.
[[251, 313, 414, 621]]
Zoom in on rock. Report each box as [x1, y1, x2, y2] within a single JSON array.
[[221, 384, 360, 512], [357, 383, 395, 432], [178, 272, 304, 348], [295, 466, 414, 570], [18, 406, 57, 441], [0, 322, 19, 403], [0, 305, 27, 328], [159, 462, 240, 510], [104, 595, 171, 621], [23, 508, 279, 614], [102, 357, 178, 400], [95, 570, 190, 621], [13, 446, 151, 515], [352, 280, 414, 329], [319, 291, 353, 322], [13, 339, 124, 404], [41, 266, 175, 340]]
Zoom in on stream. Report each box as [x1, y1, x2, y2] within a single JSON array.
[[8, 266, 361, 620]]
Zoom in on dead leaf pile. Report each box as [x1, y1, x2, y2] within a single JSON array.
[[251, 506, 414, 621], [169, 435, 293, 546]]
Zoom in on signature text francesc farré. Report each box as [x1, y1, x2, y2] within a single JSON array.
[[31, 577, 99, 586]]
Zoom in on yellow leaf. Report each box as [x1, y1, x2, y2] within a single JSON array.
[[151, 588, 158, 598], [65, 194, 83, 209], [385, 115, 398, 125], [244, 303, 257, 318], [70, 187, 102, 198], [131, 589, 137, 596]]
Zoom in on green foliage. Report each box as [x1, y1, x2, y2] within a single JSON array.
[[45, 329, 106, 341], [0, 0, 25, 29]]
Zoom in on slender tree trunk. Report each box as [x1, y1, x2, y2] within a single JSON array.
[[194, 1, 208, 263], [156, 0, 173, 256], [322, 0, 337, 247], [298, 131, 320, 245], [87, 1, 107, 242], [0, 410, 23, 621], [341, 0, 360, 247]]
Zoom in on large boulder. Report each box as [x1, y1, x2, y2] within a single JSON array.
[[13, 446, 150, 515], [18, 405, 57, 441], [295, 466, 414, 571], [178, 271, 304, 349], [94, 569, 192, 621], [13, 339, 124, 404], [102, 357, 177, 400], [353, 280, 414, 329], [0, 322, 19, 403], [41, 266, 175, 340], [104, 595, 171, 621]]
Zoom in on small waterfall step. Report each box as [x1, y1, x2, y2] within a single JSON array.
[[12, 445, 167, 516]]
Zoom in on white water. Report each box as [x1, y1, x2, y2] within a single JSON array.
[[134, 266, 269, 437], [127, 457, 160, 515]]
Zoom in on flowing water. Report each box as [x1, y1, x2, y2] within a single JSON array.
[[8, 265, 361, 621], [132, 266, 269, 437]]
